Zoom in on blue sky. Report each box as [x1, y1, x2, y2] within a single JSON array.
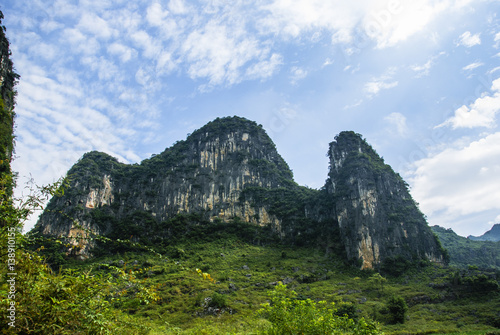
[[2, 0, 500, 236]]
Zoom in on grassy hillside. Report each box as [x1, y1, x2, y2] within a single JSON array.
[[40, 220, 500, 335], [432, 225, 500, 270]]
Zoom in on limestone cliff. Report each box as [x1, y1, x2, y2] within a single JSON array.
[[326, 131, 446, 269], [35, 117, 292, 256], [34, 118, 446, 268]]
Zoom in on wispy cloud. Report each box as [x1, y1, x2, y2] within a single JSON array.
[[181, 21, 263, 87], [107, 42, 137, 63], [384, 112, 409, 137], [410, 52, 445, 78], [289, 66, 308, 84], [462, 61, 484, 71], [365, 80, 398, 96], [77, 12, 117, 40], [494, 31, 500, 48], [411, 60, 433, 77], [245, 53, 283, 80], [364, 69, 398, 97], [456, 31, 481, 47]]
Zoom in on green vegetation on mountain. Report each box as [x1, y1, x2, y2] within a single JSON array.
[[431, 225, 500, 270], [468, 224, 500, 242]]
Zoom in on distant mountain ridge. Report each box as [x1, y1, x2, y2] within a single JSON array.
[[431, 225, 500, 270], [34, 116, 446, 269], [468, 224, 500, 242]]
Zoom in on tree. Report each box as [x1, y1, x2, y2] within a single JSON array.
[[368, 273, 387, 293], [386, 295, 408, 324]]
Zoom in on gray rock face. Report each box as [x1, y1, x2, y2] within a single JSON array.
[[34, 118, 446, 268], [35, 117, 291, 256], [325, 131, 446, 269]]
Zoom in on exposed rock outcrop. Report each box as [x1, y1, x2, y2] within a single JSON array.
[[326, 131, 446, 269], [35, 117, 291, 257]]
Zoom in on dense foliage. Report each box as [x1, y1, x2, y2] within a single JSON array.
[[259, 283, 381, 334], [431, 225, 500, 270], [386, 295, 408, 324]]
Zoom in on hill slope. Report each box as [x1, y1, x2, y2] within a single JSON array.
[[432, 225, 500, 270]]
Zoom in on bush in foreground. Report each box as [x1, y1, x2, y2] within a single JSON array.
[[387, 295, 408, 324], [258, 283, 381, 335]]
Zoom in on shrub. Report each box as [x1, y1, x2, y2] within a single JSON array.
[[209, 292, 228, 308], [258, 283, 381, 334], [386, 295, 408, 324]]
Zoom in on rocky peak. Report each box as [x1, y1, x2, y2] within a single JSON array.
[[34, 116, 294, 257], [177, 116, 294, 185], [326, 132, 446, 269]]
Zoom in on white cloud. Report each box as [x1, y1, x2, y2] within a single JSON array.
[[457, 31, 481, 47], [257, 1, 362, 46], [77, 12, 116, 40], [40, 20, 63, 33], [131, 30, 162, 59], [290, 66, 308, 84], [462, 61, 484, 71], [61, 28, 100, 55], [365, 80, 398, 95], [437, 77, 500, 129], [411, 59, 433, 77], [259, 0, 462, 49], [331, 28, 353, 44], [245, 53, 283, 80], [108, 42, 137, 63], [343, 99, 363, 110], [146, 3, 169, 27], [410, 52, 444, 77], [363, 0, 449, 48], [410, 132, 500, 232], [384, 112, 408, 137], [168, 0, 189, 15], [364, 69, 399, 97], [33, 42, 59, 61], [488, 66, 500, 75], [322, 58, 334, 67], [494, 31, 500, 48], [11, 58, 145, 230], [181, 21, 262, 86], [36, 0, 479, 89], [157, 51, 177, 74]]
